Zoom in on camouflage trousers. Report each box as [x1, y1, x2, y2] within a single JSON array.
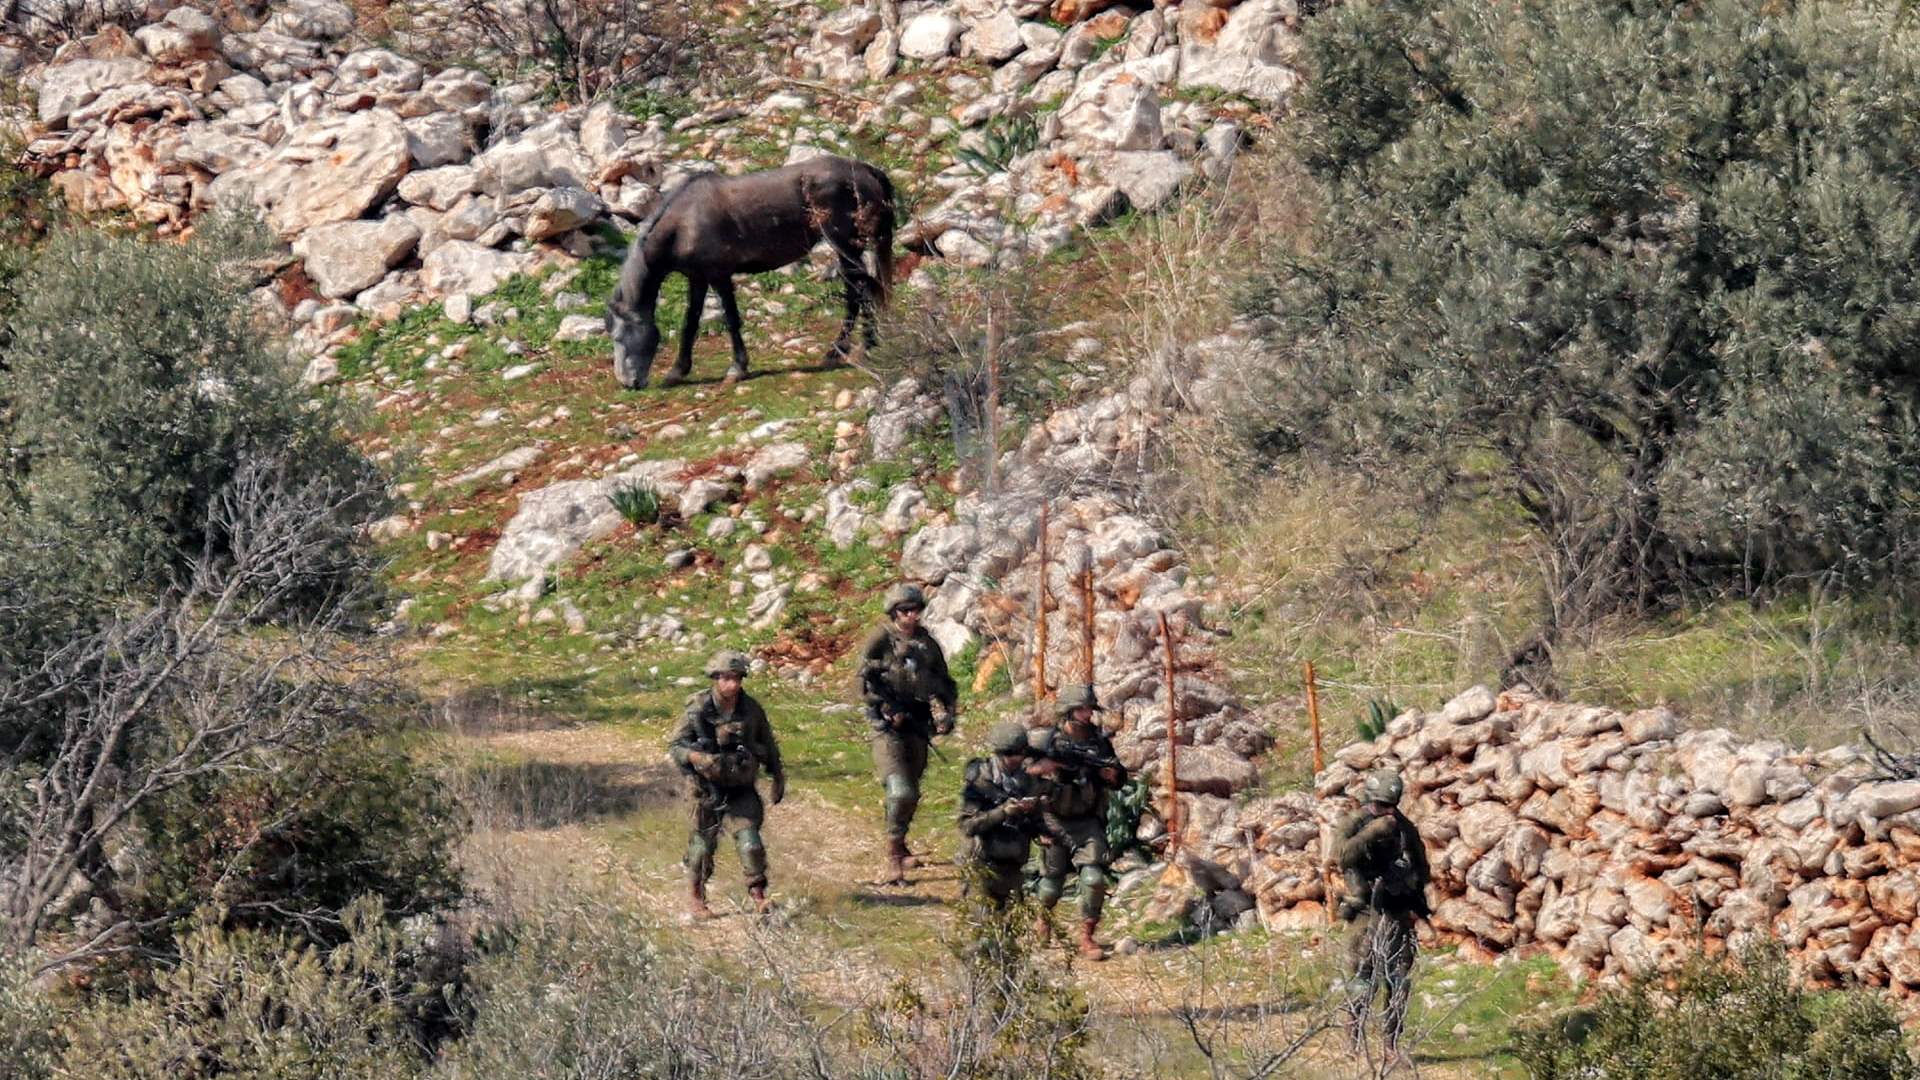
[[686, 783, 767, 888], [871, 727, 931, 841], [965, 855, 1028, 908], [1038, 814, 1111, 919], [1344, 909, 1417, 1048]]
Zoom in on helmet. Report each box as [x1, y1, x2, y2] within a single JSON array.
[[988, 721, 1031, 755], [885, 583, 927, 615], [1055, 684, 1104, 719], [1362, 769, 1404, 806], [705, 650, 751, 679]]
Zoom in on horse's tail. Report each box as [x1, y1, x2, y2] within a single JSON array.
[[871, 167, 896, 309]]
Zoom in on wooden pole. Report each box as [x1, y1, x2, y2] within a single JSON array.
[[1032, 502, 1050, 713], [1305, 659, 1325, 775], [1078, 556, 1095, 691], [984, 314, 1001, 495], [1160, 611, 1180, 854]]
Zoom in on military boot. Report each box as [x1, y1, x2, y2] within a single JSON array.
[[687, 879, 714, 921], [1077, 918, 1108, 961], [749, 883, 772, 914], [882, 837, 909, 885]]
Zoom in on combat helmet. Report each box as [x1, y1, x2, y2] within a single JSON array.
[[705, 650, 751, 679], [884, 583, 927, 615], [1055, 684, 1105, 720], [987, 721, 1031, 756], [1362, 769, 1404, 806]]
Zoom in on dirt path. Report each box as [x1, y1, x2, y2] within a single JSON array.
[[447, 720, 1508, 1079]]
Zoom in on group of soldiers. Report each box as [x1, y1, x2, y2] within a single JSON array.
[[668, 581, 1433, 1055]]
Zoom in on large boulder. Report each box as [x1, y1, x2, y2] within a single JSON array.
[[293, 215, 422, 299], [263, 0, 355, 40], [1178, 0, 1300, 106], [522, 186, 603, 241], [1058, 65, 1164, 152], [487, 462, 688, 582], [473, 120, 593, 195], [900, 13, 965, 59], [421, 240, 536, 297], [37, 57, 151, 126], [214, 111, 412, 238]]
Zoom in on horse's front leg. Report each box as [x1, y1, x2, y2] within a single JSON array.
[[660, 278, 708, 388], [713, 277, 750, 384]]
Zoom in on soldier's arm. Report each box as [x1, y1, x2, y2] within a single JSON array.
[[856, 626, 892, 712], [1401, 816, 1432, 887], [1333, 810, 1375, 872], [748, 699, 783, 780], [958, 771, 1016, 836], [927, 635, 958, 712], [667, 697, 706, 769]]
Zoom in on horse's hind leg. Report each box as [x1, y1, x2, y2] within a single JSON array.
[[827, 254, 876, 367], [661, 277, 707, 388], [713, 277, 750, 384]]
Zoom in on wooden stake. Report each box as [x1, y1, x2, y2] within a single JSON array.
[[1160, 611, 1180, 854], [1032, 502, 1050, 712], [984, 313, 1001, 495], [1305, 659, 1325, 775], [1078, 559, 1095, 690]]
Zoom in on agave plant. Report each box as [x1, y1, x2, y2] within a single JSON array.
[[955, 111, 1041, 178], [608, 480, 661, 527]]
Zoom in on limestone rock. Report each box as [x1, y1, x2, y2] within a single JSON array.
[[293, 216, 421, 300]]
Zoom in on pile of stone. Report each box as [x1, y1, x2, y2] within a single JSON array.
[[870, 333, 1276, 799], [1172, 682, 1920, 990], [803, 0, 1292, 264], [14, 0, 678, 360]]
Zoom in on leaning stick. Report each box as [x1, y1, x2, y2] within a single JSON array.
[[1306, 659, 1325, 775], [1161, 611, 1180, 854], [1032, 502, 1051, 715], [1077, 549, 1095, 690]]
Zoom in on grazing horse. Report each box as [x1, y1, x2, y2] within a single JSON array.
[[605, 155, 897, 389]]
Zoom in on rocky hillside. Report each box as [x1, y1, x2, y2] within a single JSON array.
[[13, 0, 1279, 372]]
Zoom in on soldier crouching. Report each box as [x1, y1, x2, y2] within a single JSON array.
[[1333, 768, 1431, 1064], [957, 721, 1050, 908], [669, 650, 786, 920]]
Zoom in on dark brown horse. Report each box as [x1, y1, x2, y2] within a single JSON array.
[[605, 155, 897, 389]]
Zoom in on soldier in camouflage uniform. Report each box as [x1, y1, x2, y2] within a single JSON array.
[[857, 583, 958, 885], [1333, 769, 1431, 1062], [1029, 684, 1129, 960], [669, 650, 786, 919], [957, 721, 1050, 908]]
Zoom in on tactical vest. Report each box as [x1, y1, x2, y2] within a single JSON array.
[[692, 699, 758, 788], [877, 630, 944, 704]]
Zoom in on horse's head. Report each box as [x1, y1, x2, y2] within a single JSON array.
[[606, 281, 660, 390]]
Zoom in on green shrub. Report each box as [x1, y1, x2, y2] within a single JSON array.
[[59, 899, 442, 1080], [118, 732, 466, 970], [0, 952, 59, 1080], [1513, 943, 1918, 1079], [1244, 0, 1920, 655]]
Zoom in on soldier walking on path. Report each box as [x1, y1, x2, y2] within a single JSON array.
[[669, 650, 786, 920], [1029, 685, 1129, 961], [957, 721, 1051, 909], [857, 583, 958, 885], [1333, 768, 1431, 1067]]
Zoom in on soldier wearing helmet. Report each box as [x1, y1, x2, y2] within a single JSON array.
[[1029, 684, 1128, 960], [1333, 767, 1431, 1063], [669, 649, 786, 919], [856, 581, 959, 885], [957, 721, 1051, 908]]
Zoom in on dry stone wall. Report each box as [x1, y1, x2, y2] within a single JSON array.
[[1181, 682, 1920, 991]]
